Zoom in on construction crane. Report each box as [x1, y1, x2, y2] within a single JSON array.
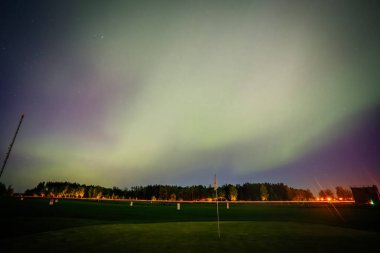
[[0, 114, 24, 179]]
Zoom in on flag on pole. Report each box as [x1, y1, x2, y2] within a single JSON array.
[[213, 174, 218, 191]]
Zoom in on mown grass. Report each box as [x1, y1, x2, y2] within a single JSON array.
[[3, 221, 380, 253], [1, 197, 379, 252]]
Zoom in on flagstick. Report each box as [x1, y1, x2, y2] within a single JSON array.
[[216, 185, 220, 239]]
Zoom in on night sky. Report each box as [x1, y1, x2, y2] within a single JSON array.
[[1, 0, 380, 193]]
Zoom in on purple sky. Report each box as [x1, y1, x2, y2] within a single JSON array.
[[1, 1, 380, 193]]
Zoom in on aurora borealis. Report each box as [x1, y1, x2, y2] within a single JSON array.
[[1, 1, 380, 192]]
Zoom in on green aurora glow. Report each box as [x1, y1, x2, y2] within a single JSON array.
[[1, 1, 380, 191]]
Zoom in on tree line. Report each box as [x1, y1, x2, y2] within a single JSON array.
[[318, 186, 353, 200], [23, 181, 318, 201], [0, 182, 14, 196]]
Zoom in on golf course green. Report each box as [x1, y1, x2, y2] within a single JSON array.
[[1, 198, 379, 252]]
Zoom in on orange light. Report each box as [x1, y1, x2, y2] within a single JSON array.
[[327, 197, 331, 201], [338, 197, 343, 201]]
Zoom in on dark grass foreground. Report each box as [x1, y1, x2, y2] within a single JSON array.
[[1, 198, 379, 253]]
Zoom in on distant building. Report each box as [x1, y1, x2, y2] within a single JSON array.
[[350, 185, 380, 205]]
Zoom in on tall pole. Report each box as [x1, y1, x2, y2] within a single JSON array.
[[0, 114, 24, 179], [214, 174, 220, 239], [216, 186, 220, 239]]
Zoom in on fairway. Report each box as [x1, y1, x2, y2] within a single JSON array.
[[1, 198, 380, 252], [3, 221, 380, 253]]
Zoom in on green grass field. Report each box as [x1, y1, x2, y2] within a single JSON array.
[[1, 198, 379, 252]]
